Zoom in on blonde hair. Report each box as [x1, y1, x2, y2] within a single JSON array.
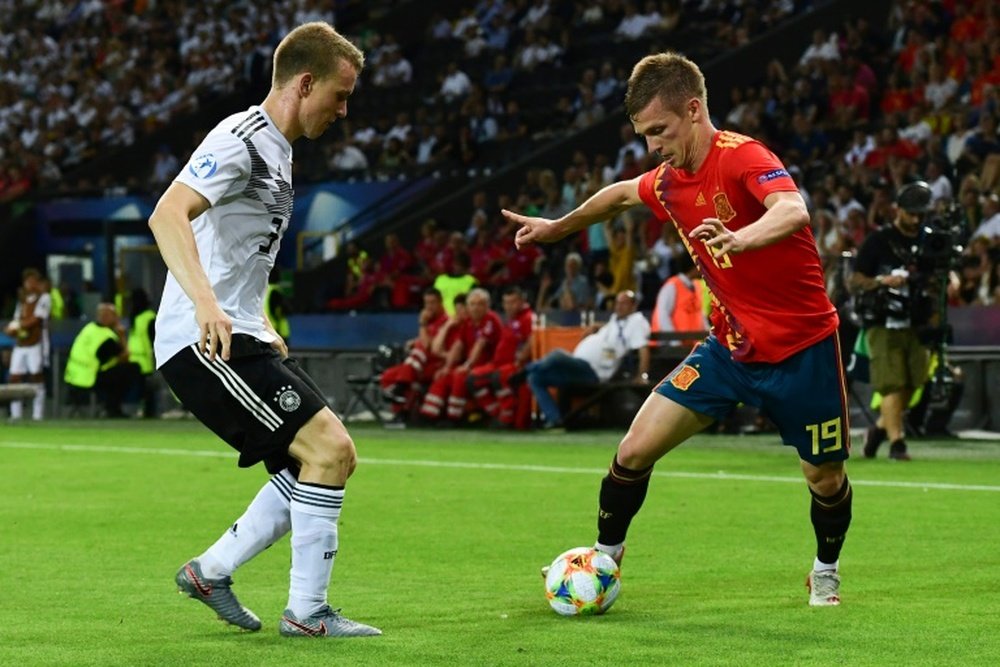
[[625, 52, 707, 118], [272, 22, 364, 87]]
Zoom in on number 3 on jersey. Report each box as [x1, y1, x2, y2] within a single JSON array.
[[258, 217, 284, 254]]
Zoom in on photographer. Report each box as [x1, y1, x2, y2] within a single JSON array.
[[850, 182, 937, 461]]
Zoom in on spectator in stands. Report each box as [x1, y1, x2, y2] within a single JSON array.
[[799, 28, 840, 68], [440, 61, 472, 104], [650, 252, 709, 348], [961, 112, 1000, 173], [326, 254, 379, 312], [537, 251, 593, 312], [514, 290, 650, 429], [151, 145, 181, 192], [595, 60, 623, 107], [329, 137, 369, 175], [64, 302, 142, 418], [614, 123, 647, 178], [649, 221, 684, 281], [972, 192, 1000, 241], [925, 158, 954, 205], [372, 48, 412, 88], [606, 213, 637, 295], [376, 232, 418, 308], [484, 54, 514, 94]]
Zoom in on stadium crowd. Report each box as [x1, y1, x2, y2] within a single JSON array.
[[324, 0, 1000, 316], [0, 0, 803, 199]]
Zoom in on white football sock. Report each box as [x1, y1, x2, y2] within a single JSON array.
[[31, 384, 45, 420], [813, 558, 838, 572], [594, 541, 624, 558], [199, 469, 295, 579], [9, 396, 22, 419], [287, 482, 343, 618]]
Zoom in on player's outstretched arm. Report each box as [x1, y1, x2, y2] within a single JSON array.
[[149, 182, 233, 361], [504, 176, 643, 249]]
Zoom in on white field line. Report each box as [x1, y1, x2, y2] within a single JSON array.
[[2, 440, 1000, 493]]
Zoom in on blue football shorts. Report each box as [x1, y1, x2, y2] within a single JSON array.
[[654, 333, 851, 465]]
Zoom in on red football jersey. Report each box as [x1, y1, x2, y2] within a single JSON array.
[[425, 311, 449, 340], [637, 130, 837, 363], [494, 305, 534, 364], [460, 311, 503, 365]]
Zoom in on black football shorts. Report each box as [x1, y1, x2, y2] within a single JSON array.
[[161, 334, 328, 473]]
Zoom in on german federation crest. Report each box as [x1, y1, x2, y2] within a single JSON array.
[[274, 385, 301, 412]]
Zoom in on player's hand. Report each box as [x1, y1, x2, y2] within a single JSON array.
[[195, 299, 232, 361], [269, 336, 289, 359], [689, 217, 744, 257], [502, 209, 561, 249]]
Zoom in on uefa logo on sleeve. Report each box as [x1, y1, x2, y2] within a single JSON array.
[[189, 153, 219, 179]]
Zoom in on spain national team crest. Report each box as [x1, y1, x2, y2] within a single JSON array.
[[713, 192, 736, 223], [669, 365, 700, 391]]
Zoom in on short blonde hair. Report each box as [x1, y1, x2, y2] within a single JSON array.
[[625, 52, 707, 118], [272, 22, 364, 87]]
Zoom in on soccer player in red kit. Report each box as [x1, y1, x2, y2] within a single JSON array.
[[504, 52, 851, 607]]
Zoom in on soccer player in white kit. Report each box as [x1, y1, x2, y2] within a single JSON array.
[[4, 268, 49, 421], [149, 22, 379, 638]]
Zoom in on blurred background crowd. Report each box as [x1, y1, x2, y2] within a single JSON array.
[[1, 0, 998, 315]]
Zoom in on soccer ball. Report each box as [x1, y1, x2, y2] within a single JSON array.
[[544, 547, 621, 616]]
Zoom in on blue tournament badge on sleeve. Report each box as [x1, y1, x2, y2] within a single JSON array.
[[757, 168, 790, 184], [189, 153, 219, 179]]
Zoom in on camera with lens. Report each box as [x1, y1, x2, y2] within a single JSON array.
[[915, 207, 964, 274], [899, 182, 965, 275]]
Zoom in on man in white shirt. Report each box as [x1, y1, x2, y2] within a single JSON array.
[[518, 291, 650, 427], [971, 193, 1000, 240], [148, 22, 380, 640]]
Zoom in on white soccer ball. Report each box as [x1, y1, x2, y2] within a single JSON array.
[[544, 547, 621, 616]]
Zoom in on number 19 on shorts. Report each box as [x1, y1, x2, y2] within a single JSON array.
[[806, 417, 843, 456]]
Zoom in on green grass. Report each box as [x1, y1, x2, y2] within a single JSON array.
[[2, 421, 999, 666]]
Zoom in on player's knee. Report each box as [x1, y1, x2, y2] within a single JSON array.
[[616, 432, 658, 470], [803, 461, 845, 496], [294, 414, 357, 474]]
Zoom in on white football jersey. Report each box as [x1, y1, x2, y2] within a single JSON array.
[[155, 106, 293, 368]]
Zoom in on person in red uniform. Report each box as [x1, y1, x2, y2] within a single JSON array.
[[467, 285, 533, 427], [418, 288, 501, 422], [504, 52, 852, 607], [379, 287, 449, 420]]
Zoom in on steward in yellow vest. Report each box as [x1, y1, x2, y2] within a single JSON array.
[[126, 288, 159, 418], [64, 302, 142, 418]]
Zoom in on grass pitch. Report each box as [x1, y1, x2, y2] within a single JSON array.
[[1, 420, 999, 666]]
